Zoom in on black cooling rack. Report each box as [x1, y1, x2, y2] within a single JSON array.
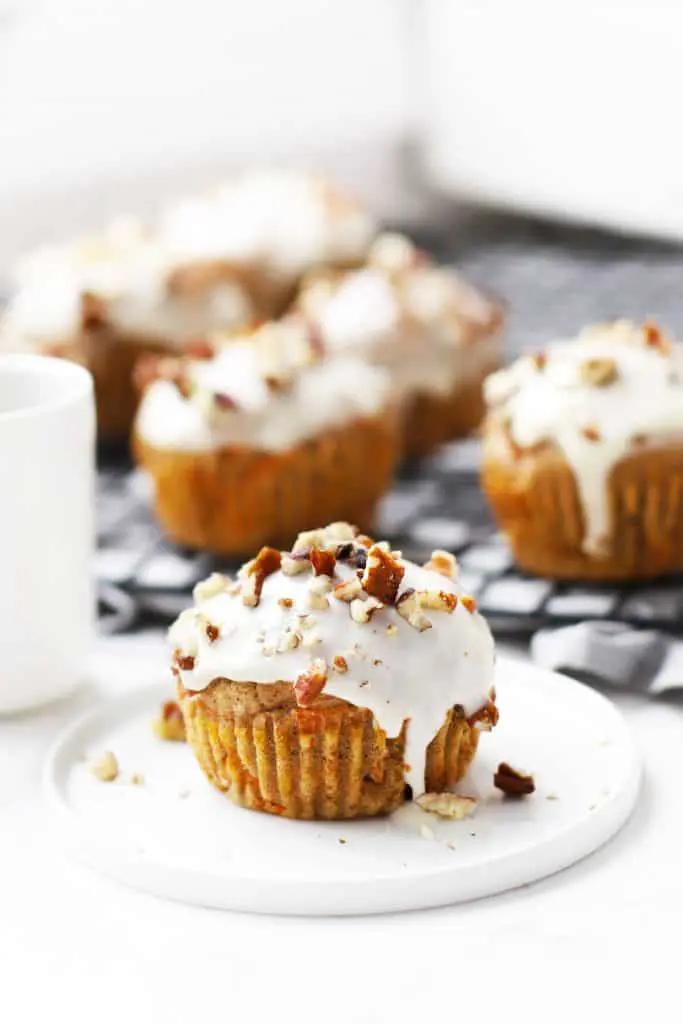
[[96, 436, 683, 637]]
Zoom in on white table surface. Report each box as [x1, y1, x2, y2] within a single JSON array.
[[1, 631, 678, 1020]]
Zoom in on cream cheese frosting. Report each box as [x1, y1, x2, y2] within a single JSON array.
[[169, 524, 495, 793], [134, 319, 393, 453], [297, 232, 503, 401], [160, 171, 375, 279], [1, 217, 252, 350], [484, 320, 683, 556]]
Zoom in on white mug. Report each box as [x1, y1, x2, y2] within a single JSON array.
[[0, 355, 95, 712]]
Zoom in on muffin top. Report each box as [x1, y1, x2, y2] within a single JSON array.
[[134, 319, 393, 452], [160, 171, 375, 279], [484, 319, 683, 554], [297, 233, 502, 396], [1, 217, 251, 349], [169, 522, 496, 793]]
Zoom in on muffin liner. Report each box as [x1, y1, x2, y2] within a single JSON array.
[[134, 409, 401, 556], [482, 423, 683, 580], [403, 342, 502, 458], [179, 680, 483, 820]]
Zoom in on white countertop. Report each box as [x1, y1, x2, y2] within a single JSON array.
[[1, 631, 679, 1019]]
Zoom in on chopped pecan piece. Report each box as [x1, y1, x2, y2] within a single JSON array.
[[278, 597, 294, 608], [349, 595, 384, 624], [294, 660, 328, 706], [90, 750, 119, 783], [416, 793, 478, 820], [278, 629, 301, 652], [494, 762, 535, 797], [205, 623, 219, 643], [292, 528, 326, 554], [580, 358, 619, 387], [461, 595, 477, 614], [332, 655, 349, 674], [643, 320, 671, 354], [333, 577, 363, 603], [186, 338, 215, 360], [152, 700, 187, 742], [281, 553, 311, 576], [240, 546, 282, 606], [395, 589, 432, 632], [311, 548, 337, 577], [308, 590, 330, 611], [176, 653, 196, 671], [361, 544, 405, 604], [580, 425, 602, 443], [193, 572, 231, 603], [419, 590, 458, 613], [531, 352, 547, 371], [468, 700, 499, 731], [309, 574, 333, 596], [423, 549, 459, 581], [213, 391, 237, 411]]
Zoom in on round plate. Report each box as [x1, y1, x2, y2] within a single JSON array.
[[44, 656, 640, 915]]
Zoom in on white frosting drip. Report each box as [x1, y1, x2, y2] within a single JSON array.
[[161, 171, 375, 279], [1, 218, 252, 349], [135, 322, 393, 453], [484, 321, 683, 555], [169, 548, 494, 793], [298, 233, 502, 401]]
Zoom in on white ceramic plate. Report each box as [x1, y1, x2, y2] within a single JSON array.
[[44, 657, 640, 915]]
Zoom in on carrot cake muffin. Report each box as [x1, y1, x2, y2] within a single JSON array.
[[0, 217, 252, 439], [160, 170, 376, 319], [170, 523, 497, 819], [133, 320, 400, 555], [482, 319, 683, 580], [297, 232, 504, 456]]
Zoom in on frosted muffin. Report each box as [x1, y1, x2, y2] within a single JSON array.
[[0, 218, 252, 440], [297, 232, 504, 456], [133, 320, 400, 555], [482, 320, 683, 580], [160, 170, 376, 319], [170, 523, 497, 819]]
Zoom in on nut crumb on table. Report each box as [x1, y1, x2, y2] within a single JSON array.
[[90, 750, 119, 783]]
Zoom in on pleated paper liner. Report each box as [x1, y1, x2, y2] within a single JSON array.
[[482, 426, 683, 580], [179, 680, 484, 821], [404, 366, 498, 459], [134, 409, 402, 557]]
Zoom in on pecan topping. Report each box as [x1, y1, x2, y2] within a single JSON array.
[[643, 320, 671, 354], [153, 701, 186, 742], [396, 589, 432, 632], [292, 528, 326, 554], [293, 660, 328, 706], [349, 595, 384, 624], [91, 750, 119, 783], [468, 700, 499, 731], [281, 553, 311, 576], [213, 391, 237, 411], [186, 338, 215, 360], [193, 572, 230, 602], [278, 629, 301, 652], [332, 655, 349, 674], [278, 597, 294, 608], [423, 550, 459, 581], [176, 654, 196, 671], [494, 762, 535, 797], [333, 577, 363, 603], [240, 546, 282, 606], [416, 793, 478, 820], [461, 595, 477, 614], [531, 352, 547, 371], [385, 623, 399, 638], [308, 590, 330, 611], [311, 548, 337, 577], [419, 590, 458, 613], [309, 575, 333, 596], [580, 425, 602, 443], [361, 544, 405, 604], [579, 358, 619, 387], [205, 623, 219, 643]]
